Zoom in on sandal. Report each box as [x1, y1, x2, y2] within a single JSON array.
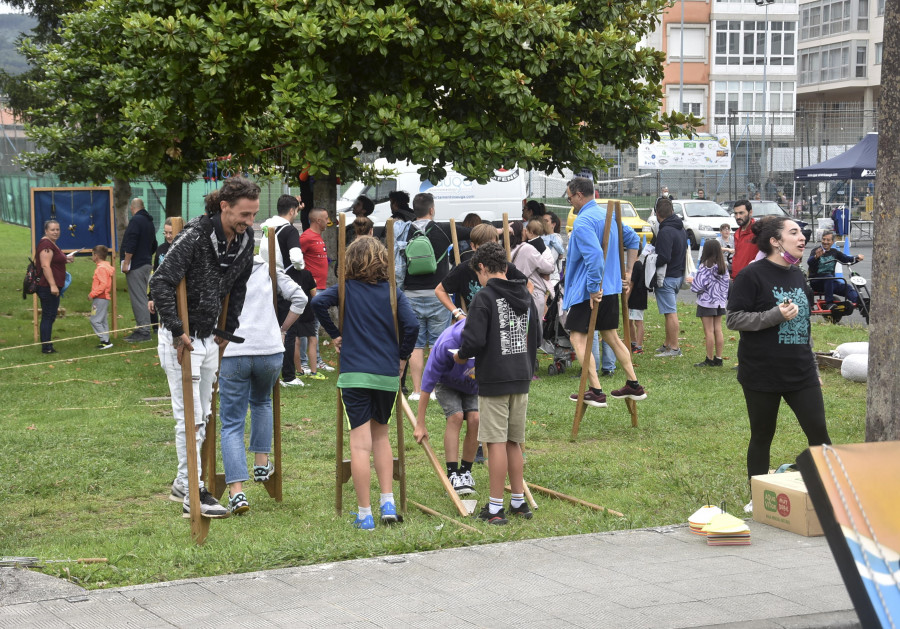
[[253, 460, 274, 482]]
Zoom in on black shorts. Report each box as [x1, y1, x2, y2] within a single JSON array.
[[565, 295, 619, 334], [295, 318, 317, 338], [340, 388, 397, 430]]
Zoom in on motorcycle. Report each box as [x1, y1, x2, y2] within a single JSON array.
[[808, 259, 871, 325]]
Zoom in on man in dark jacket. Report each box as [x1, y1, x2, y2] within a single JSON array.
[[457, 242, 540, 525], [149, 176, 258, 519], [653, 198, 687, 357], [121, 198, 157, 342]]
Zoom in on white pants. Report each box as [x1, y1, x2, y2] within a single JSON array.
[[158, 327, 218, 488]]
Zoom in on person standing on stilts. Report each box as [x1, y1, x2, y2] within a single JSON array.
[[312, 237, 419, 530]]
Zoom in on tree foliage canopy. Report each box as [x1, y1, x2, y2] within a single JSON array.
[[20, 0, 694, 190]]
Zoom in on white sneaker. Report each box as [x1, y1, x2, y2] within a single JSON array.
[[743, 500, 753, 514], [281, 378, 305, 387], [430, 391, 437, 401], [301, 366, 312, 375], [457, 470, 476, 495], [408, 392, 421, 402], [318, 362, 335, 372]]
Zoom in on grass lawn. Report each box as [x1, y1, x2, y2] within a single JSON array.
[[0, 220, 869, 588]]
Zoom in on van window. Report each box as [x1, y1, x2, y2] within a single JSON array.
[[362, 180, 398, 204]]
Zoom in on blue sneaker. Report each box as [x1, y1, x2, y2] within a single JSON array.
[[352, 512, 375, 530], [380, 501, 400, 525]]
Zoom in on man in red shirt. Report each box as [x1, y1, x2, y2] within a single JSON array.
[[298, 207, 334, 374], [731, 200, 759, 279]]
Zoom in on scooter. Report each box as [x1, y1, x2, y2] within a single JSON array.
[[809, 259, 871, 325]]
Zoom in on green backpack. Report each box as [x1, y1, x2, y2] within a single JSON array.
[[404, 223, 446, 276]]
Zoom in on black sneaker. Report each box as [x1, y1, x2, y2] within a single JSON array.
[[712, 357, 723, 367], [182, 487, 229, 519], [693, 358, 714, 367], [569, 390, 607, 408], [509, 502, 533, 519], [477, 504, 508, 525], [97, 342, 113, 350]]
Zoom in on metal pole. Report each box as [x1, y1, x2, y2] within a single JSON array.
[[760, 1, 769, 197], [679, 0, 685, 113]]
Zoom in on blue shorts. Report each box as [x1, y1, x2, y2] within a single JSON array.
[[407, 294, 451, 349], [339, 388, 397, 430], [655, 276, 682, 314]]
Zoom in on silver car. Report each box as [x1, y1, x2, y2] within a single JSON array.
[[648, 200, 738, 250]]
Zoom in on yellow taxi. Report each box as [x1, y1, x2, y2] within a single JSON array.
[[566, 198, 654, 242]]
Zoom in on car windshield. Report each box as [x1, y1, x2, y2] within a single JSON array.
[[750, 201, 787, 217], [681, 201, 730, 218], [594, 201, 637, 218]]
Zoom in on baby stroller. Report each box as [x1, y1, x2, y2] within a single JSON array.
[[542, 282, 574, 375]]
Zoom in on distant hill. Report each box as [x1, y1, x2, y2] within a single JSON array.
[[0, 13, 37, 75]]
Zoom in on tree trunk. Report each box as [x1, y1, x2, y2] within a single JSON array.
[[164, 180, 184, 218], [112, 176, 132, 253], [314, 174, 339, 287], [865, 0, 900, 442]]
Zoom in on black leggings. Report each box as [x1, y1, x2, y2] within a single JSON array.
[[741, 385, 831, 480]]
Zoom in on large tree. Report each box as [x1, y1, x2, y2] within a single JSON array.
[[21, 0, 692, 233], [865, 0, 900, 441]]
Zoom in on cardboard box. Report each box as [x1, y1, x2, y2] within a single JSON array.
[[751, 471, 823, 537]]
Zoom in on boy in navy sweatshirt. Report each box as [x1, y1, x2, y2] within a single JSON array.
[[457, 243, 541, 525], [312, 237, 419, 529]]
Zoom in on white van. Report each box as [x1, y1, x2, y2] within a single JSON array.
[[338, 159, 564, 224]]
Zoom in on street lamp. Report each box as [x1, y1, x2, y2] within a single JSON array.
[[756, 0, 774, 198]]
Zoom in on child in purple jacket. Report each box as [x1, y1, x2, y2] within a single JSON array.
[[689, 239, 730, 367], [413, 319, 479, 496]]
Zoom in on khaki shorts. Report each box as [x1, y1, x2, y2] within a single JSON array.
[[477, 393, 528, 444]]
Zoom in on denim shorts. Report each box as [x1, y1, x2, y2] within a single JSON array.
[[655, 276, 682, 314], [407, 294, 451, 349], [434, 383, 479, 418]]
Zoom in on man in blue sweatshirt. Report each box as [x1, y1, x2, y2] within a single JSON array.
[[413, 319, 479, 495]]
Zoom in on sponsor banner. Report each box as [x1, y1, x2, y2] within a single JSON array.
[[638, 133, 732, 171]]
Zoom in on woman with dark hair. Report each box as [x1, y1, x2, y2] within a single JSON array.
[[522, 200, 546, 221], [726, 216, 831, 511], [35, 219, 75, 353]]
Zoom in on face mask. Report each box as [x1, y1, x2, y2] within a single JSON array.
[[780, 247, 801, 265]]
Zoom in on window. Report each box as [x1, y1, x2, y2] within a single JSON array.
[[875, 42, 883, 64], [858, 0, 869, 30], [800, 0, 862, 41], [801, 42, 853, 85], [669, 87, 705, 118], [856, 44, 867, 77], [669, 26, 707, 61], [714, 20, 795, 67], [878, 0, 885, 16], [712, 81, 795, 127]]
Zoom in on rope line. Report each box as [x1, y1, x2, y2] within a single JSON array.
[[0, 347, 157, 372], [0, 325, 149, 352]]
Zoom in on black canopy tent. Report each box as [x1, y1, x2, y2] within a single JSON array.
[[792, 133, 878, 232]]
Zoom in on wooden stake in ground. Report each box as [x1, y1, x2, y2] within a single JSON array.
[[526, 481, 625, 517], [263, 226, 283, 501], [571, 201, 615, 441], [614, 202, 639, 428], [171, 217, 210, 545], [385, 219, 407, 513], [398, 396, 470, 517], [335, 213, 348, 516], [203, 296, 229, 500]]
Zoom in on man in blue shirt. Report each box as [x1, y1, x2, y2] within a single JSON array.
[[562, 177, 646, 407]]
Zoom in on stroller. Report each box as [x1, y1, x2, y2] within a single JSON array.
[[542, 281, 575, 375]]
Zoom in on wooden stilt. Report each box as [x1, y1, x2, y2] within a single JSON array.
[[171, 217, 210, 545], [203, 296, 229, 500], [398, 396, 470, 517], [264, 226, 283, 501], [571, 201, 615, 440], [410, 500, 483, 534], [448, 218, 467, 314], [502, 213, 512, 260], [526, 481, 625, 517], [385, 219, 407, 513], [613, 202, 639, 428], [335, 213, 347, 516]]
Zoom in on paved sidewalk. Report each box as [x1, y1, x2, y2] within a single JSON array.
[[0, 523, 858, 628]]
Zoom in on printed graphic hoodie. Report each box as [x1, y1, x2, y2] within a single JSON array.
[[458, 277, 541, 396]]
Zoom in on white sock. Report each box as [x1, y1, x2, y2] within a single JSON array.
[[357, 506, 372, 517], [380, 493, 394, 507], [489, 497, 504, 514], [510, 493, 525, 508]]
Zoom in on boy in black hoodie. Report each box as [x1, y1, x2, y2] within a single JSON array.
[[457, 242, 541, 525]]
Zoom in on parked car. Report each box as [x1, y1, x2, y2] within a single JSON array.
[[721, 200, 811, 242], [648, 199, 738, 249], [566, 199, 654, 242]]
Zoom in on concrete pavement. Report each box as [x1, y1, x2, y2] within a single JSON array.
[[0, 522, 859, 628]]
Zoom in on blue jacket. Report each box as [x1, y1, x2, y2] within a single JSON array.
[[563, 199, 628, 309], [312, 280, 419, 391]]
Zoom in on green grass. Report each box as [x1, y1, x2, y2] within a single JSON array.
[[0, 220, 868, 588]]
